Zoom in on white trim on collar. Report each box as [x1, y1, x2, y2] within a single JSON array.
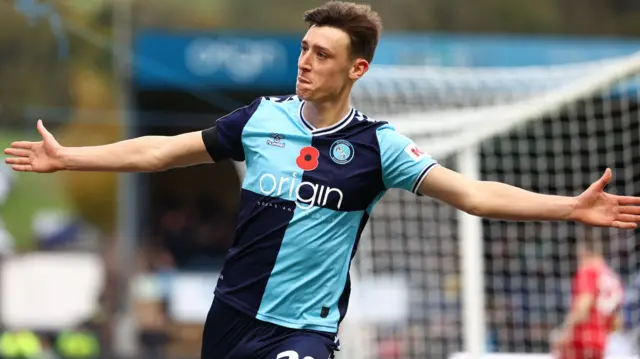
[[298, 101, 356, 136]]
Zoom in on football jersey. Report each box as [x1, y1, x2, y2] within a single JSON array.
[[570, 261, 623, 349], [201, 95, 438, 333]]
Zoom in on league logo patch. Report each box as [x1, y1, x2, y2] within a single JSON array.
[[330, 140, 354, 165], [405, 143, 427, 161]]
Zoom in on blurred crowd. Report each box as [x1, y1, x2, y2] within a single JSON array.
[[145, 194, 235, 272], [0, 165, 239, 359]]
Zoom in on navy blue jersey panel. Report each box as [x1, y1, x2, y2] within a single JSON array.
[[215, 189, 296, 316], [202, 97, 263, 162], [337, 211, 370, 323], [301, 120, 386, 212]]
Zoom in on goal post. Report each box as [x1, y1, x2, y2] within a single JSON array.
[[344, 51, 640, 359], [457, 145, 485, 359]]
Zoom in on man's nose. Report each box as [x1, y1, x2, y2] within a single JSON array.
[[298, 53, 311, 71]]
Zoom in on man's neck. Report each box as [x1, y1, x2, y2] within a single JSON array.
[[580, 256, 604, 268], [303, 96, 352, 130]]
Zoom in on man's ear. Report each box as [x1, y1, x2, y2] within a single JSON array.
[[350, 58, 369, 80]]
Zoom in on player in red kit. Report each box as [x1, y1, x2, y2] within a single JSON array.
[[553, 236, 624, 359]]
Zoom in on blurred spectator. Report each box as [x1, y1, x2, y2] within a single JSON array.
[[0, 163, 15, 257], [0, 163, 15, 206], [621, 270, 640, 354], [0, 218, 15, 257], [153, 194, 234, 271], [623, 271, 640, 329], [132, 246, 173, 359], [32, 209, 101, 252], [378, 335, 402, 359]]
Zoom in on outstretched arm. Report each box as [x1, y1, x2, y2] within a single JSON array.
[[552, 293, 595, 349], [58, 131, 211, 172], [561, 293, 595, 330], [4, 120, 213, 173], [419, 165, 640, 228]]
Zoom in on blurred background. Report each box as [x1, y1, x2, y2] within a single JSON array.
[[1, 1, 640, 359]]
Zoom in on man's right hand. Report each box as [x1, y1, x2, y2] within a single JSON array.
[[4, 120, 64, 173]]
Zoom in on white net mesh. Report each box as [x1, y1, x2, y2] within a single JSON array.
[[343, 53, 640, 359]]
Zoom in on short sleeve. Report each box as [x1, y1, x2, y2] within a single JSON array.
[[574, 268, 598, 296], [376, 124, 438, 194], [201, 97, 263, 162]]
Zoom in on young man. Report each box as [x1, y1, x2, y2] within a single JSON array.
[[553, 236, 624, 359], [5, 2, 640, 358]]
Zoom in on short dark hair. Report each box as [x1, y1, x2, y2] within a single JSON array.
[[303, 1, 382, 63]]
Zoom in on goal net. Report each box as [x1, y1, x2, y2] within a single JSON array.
[[341, 52, 640, 359]]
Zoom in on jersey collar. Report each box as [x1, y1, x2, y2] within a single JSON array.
[[298, 101, 356, 136]]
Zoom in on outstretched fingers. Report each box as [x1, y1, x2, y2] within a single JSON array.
[[615, 213, 640, 223], [612, 221, 637, 229], [4, 148, 31, 157], [618, 205, 640, 215], [4, 146, 34, 169], [5, 157, 31, 165], [8, 141, 37, 150], [616, 195, 640, 205], [8, 164, 33, 172], [4, 147, 32, 167]]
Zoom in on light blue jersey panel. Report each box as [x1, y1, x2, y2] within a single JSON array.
[[367, 191, 386, 214], [258, 208, 364, 332], [376, 124, 439, 194], [241, 99, 311, 198], [237, 97, 365, 332]]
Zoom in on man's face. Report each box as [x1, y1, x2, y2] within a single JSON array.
[[577, 246, 587, 262], [296, 25, 366, 102], [577, 244, 595, 262]]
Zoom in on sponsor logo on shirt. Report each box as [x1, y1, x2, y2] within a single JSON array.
[[266, 133, 285, 148], [258, 146, 344, 210], [258, 172, 343, 210]]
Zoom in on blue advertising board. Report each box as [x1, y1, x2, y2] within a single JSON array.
[[133, 30, 640, 91], [134, 31, 300, 91]]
